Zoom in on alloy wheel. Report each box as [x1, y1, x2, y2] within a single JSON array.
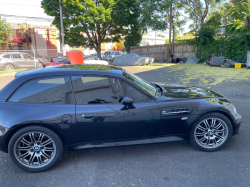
[[194, 118, 228, 149], [13, 132, 56, 169]]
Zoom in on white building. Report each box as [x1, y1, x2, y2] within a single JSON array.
[[140, 30, 167, 46]]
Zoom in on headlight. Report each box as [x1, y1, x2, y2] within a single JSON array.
[[232, 105, 238, 115]]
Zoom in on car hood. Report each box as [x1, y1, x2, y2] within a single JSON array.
[[155, 82, 224, 99]]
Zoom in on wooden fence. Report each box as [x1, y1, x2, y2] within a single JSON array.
[[130, 43, 196, 61]]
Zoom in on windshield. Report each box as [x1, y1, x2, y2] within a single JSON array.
[[122, 70, 156, 96]]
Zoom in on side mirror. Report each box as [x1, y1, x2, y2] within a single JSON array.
[[121, 97, 134, 105]]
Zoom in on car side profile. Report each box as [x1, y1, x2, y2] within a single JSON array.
[[0, 65, 241, 172], [0, 52, 45, 69]]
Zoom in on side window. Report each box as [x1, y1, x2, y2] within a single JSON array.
[[2, 54, 10, 58], [23, 54, 31, 59], [12, 54, 22, 58], [121, 81, 149, 102], [71, 76, 124, 105], [115, 52, 119, 55], [9, 77, 74, 104]]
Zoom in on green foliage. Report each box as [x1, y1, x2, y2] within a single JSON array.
[[124, 25, 142, 53], [41, 0, 141, 57], [182, 0, 250, 60], [0, 17, 12, 45]]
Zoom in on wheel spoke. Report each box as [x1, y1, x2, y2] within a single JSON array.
[[212, 138, 217, 146], [37, 155, 43, 165], [196, 132, 206, 136], [214, 134, 224, 139], [38, 134, 44, 142], [42, 139, 52, 147], [197, 125, 206, 132], [203, 120, 210, 128], [198, 136, 206, 142], [211, 119, 216, 127], [29, 133, 36, 143], [21, 138, 31, 145], [20, 152, 30, 159], [17, 147, 30, 151], [216, 129, 225, 133], [44, 147, 54, 151], [28, 153, 36, 165], [41, 150, 51, 159], [214, 122, 222, 129], [206, 137, 210, 146]]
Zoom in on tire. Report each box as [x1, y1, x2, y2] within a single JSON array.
[[4, 64, 15, 70], [190, 113, 233, 152], [8, 126, 63, 172]]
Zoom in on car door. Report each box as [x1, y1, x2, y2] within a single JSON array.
[[114, 79, 161, 139], [71, 75, 161, 143], [22, 54, 36, 68], [11, 54, 24, 68]]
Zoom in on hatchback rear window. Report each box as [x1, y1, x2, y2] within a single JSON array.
[[8, 77, 74, 104]]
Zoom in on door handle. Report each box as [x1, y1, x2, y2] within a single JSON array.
[[81, 114, 96, 119]]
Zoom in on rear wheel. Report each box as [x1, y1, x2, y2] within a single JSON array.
[[190, 113, 233, 152], [8, 126, 63, 172], [4, 64, 15, 70]]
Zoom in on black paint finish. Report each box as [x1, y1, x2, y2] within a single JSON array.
[[0, 65, 242, 153]]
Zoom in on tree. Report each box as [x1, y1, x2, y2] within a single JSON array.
[[18, 23, 31, 49], [123, 25, 142, 53], [42, 0, 141, 59], [0, 16, 12, 45]]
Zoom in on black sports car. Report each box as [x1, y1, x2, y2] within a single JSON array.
[[0, 65, 242, 172]]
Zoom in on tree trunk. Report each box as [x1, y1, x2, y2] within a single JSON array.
[[25, 31, 30, 50], [96, 43, 101, 60], [172, 24, 175, 58], [168, 4, 172, 59]]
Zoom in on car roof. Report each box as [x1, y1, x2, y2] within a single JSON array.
[[0, 65, 124, 101]]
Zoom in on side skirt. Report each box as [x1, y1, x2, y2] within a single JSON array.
[[66, 135, 188, 151]]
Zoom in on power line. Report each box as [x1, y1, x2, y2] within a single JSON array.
[[0, 14, 54, 22]]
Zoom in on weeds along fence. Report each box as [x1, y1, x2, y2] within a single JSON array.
[[130, 43, 196, 61]]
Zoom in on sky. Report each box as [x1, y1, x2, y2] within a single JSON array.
[[0, 0, 190, 36], [0, 0, 52, 26]]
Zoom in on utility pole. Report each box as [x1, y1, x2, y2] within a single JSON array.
[[59, 0, 65, 56]]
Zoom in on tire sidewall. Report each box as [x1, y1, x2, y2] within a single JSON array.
[[5, 64, 14, 70], [190, 113, 233, 152], [8, 126, 63, 172]]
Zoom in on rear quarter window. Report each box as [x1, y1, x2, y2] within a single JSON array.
[[8, 77, 74, 104]]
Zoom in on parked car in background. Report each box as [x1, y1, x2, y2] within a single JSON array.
[[0, 52, 46, 70], [103, 51, 123, 62], [93, 52, 104, 60], [43, 57, 70, 67]]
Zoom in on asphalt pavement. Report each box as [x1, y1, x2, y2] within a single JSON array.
[[0, 66, 250, 187]]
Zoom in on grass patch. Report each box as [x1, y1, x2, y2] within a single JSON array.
[[0, 69, 25, 76], [124, 63, 250, 88]]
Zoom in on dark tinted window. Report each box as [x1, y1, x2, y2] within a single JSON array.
[[121, 81, 149, 102], [72, 76, 124, 104], [12, 54, 22, 58], [115, 52, 119, 55], [9, 77, 74, 104], [2, 54, 10, 58]]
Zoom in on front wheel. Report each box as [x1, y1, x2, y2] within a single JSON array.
[[8, 126, 63, 172], [190, 113, 233, 152]]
